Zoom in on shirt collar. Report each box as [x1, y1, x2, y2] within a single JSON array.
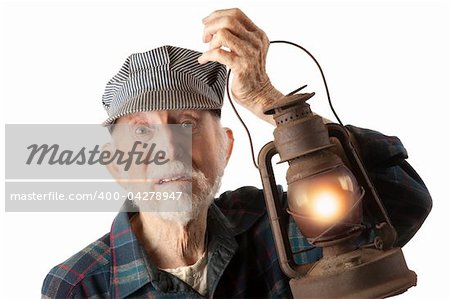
[[109, 204, 151, 299], [109, 201, 239, 298]]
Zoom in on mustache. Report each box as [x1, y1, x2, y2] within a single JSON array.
[[146, 160, 203, 181]]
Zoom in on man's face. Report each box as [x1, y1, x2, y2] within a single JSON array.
[[107, 109, 232, 224]]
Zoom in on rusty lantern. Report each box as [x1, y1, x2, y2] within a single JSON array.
[[258, 92, 417, 298]]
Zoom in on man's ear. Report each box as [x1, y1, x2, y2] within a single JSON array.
[[102, 143, 128, 190], [223, 127, 234, 165]]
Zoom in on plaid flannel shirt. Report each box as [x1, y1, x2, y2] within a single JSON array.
[[41, 126, 432, 298]]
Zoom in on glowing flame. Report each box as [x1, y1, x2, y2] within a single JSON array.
[[312, 192, 340, 221]]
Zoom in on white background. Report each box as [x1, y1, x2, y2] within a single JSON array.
[[0, 0, 448, 297]]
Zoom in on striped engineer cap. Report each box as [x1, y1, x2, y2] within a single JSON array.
[[102, 45, 227, 125]]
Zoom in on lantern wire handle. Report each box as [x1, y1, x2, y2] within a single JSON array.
[[225, 69, 260, 169], [225, 40, 344, 170]]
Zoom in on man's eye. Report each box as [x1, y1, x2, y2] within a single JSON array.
[[181, 120, 196, 129], [135, 126, 150, 134], [133, 125, 155, 140]]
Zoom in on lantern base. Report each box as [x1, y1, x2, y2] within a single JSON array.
[[290, 248, 416, 298]]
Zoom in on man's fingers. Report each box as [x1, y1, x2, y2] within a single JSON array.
[[208, 29, 244, 54], [202, 15, 249, 43], [198, 48, 237, 68], [202, 8, 258, 32], [202, 8, 243, 24], [202, 8, 231, 24]]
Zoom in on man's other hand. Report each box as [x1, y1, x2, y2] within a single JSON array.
[[198, 8, 283, 124]]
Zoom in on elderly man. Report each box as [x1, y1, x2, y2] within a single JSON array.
[[42, 9, 432, 298]]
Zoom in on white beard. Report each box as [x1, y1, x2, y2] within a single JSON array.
[[124, 124, 228, 226], [150, 170, 222, 226], [130, 159, 226, 226]]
